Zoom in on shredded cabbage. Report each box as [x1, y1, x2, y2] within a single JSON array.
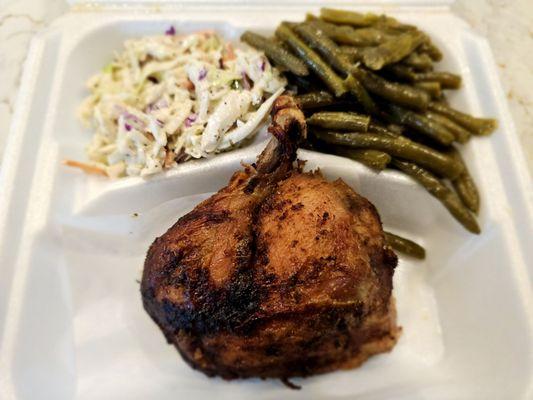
[[78, 30, 286, 178]]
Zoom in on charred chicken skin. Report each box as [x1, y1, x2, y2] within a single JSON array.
[[141, 95, 399, 380]]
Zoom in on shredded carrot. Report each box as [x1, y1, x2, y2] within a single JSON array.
[[181, 78, 194, 90], [222, 43, 236, 63], [164, 149, 175, 169], [143, 131, 156, 141], [64, 160, 108, 176]]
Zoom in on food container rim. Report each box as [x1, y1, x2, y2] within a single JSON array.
[[66, 0, 455, 9]]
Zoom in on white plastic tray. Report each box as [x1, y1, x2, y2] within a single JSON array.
[[0, 3, 532, 400]]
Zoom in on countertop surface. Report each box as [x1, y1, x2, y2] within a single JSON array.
[[0, 0, 532, 176]]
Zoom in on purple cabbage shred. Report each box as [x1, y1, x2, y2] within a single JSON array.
[[198, 68, 208, 81], [165, 26, 176, 36], [241, 72, 251, 90], [184, 114, 197, 127]]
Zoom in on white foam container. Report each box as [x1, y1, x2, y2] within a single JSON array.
[[0, 2, 532, 399]]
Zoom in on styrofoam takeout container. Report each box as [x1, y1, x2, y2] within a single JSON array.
[[0, 1, 532, 399]]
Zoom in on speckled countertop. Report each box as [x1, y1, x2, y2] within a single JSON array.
[[0, 0, 532, 176]]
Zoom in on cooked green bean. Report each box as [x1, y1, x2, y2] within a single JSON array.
[[339, 27, 389, 46], [334, 148, 391, 170], [453, 175, 480, 214], [425, 111, 471, 143], [448, 148, 480, 213], [428, 102, 497, 136], [414, 81, 442, 99], [241, 31, 309, 77], [320, 8, 379, 27], [392, 159, 480, 233], [386, 64, 415, 80], [415, 72, 461, 89], [309, 20, 388, 47], [295, 91, 336, 109], [384, 231, 426, 259], [352, 68, 430, 110], [293, 23, 353, 76], [360, 31, 425, 70], [388, 105, 455, 145], [368, 122, 400, 137], [388, 65, 461, 89], [276, 23, 347, 97], [374, 15, 417, 32], [420, 41, 443, 61], [307, 111, 370, 131], [313, 131, 464, 179], [343, 74, 378, 114], [307, 20, 348, 43], [402, 52, 434, 71], [344, 47, 434, 72], [340, 46, 366, 62], [386, 124, 405, 135]]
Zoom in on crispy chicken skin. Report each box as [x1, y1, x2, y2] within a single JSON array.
[[141, 95, 399, 380]]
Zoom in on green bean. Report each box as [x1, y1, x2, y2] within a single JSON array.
[[309, 20, 388, 47], [320, 8, 380, 27], [384, 231, 426, 259], [334, 148, 391, 170], [453, 175, 480, 214], [425, 111, 471, 143], [276, 23, 348, 97], [368, 122, 400, 137], [352, 68, 430, 110], [386, 124, 405, 135], [448, 148, 480, 213], [420, 41, 443, 61], [414, 82, 442, 99], [374, 15, 417, 32], [293, 23, 353, 76], [241, 31, 309, 77], [386, 64, 416, 80], [340, 27, 389, 46], [340, 46, 366, 62], [415, 72, 461, 89], [295, 91, 336, 109], [271, 38, 297, 64], [344, 47, 433, 72], [313, 131, 464, 179], [388, 65, 461, 89], [391, 159, 480, 233], [343, 74, 378, 114], [307, 111, 370, 131], [402, 52, 434, 71], [388, 105, 455, 146], [428, 102, 497, 136], [360, 31, 426, 70]]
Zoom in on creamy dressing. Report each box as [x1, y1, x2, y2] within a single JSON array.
[[78, 31, 286, 178]]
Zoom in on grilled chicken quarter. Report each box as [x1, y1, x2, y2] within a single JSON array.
[[141, 95, 399, 380]]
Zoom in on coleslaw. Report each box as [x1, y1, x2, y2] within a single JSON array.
[[77, 29, 286, 178]]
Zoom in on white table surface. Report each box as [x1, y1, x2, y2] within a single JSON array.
[[0, 0, 531, 176]]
